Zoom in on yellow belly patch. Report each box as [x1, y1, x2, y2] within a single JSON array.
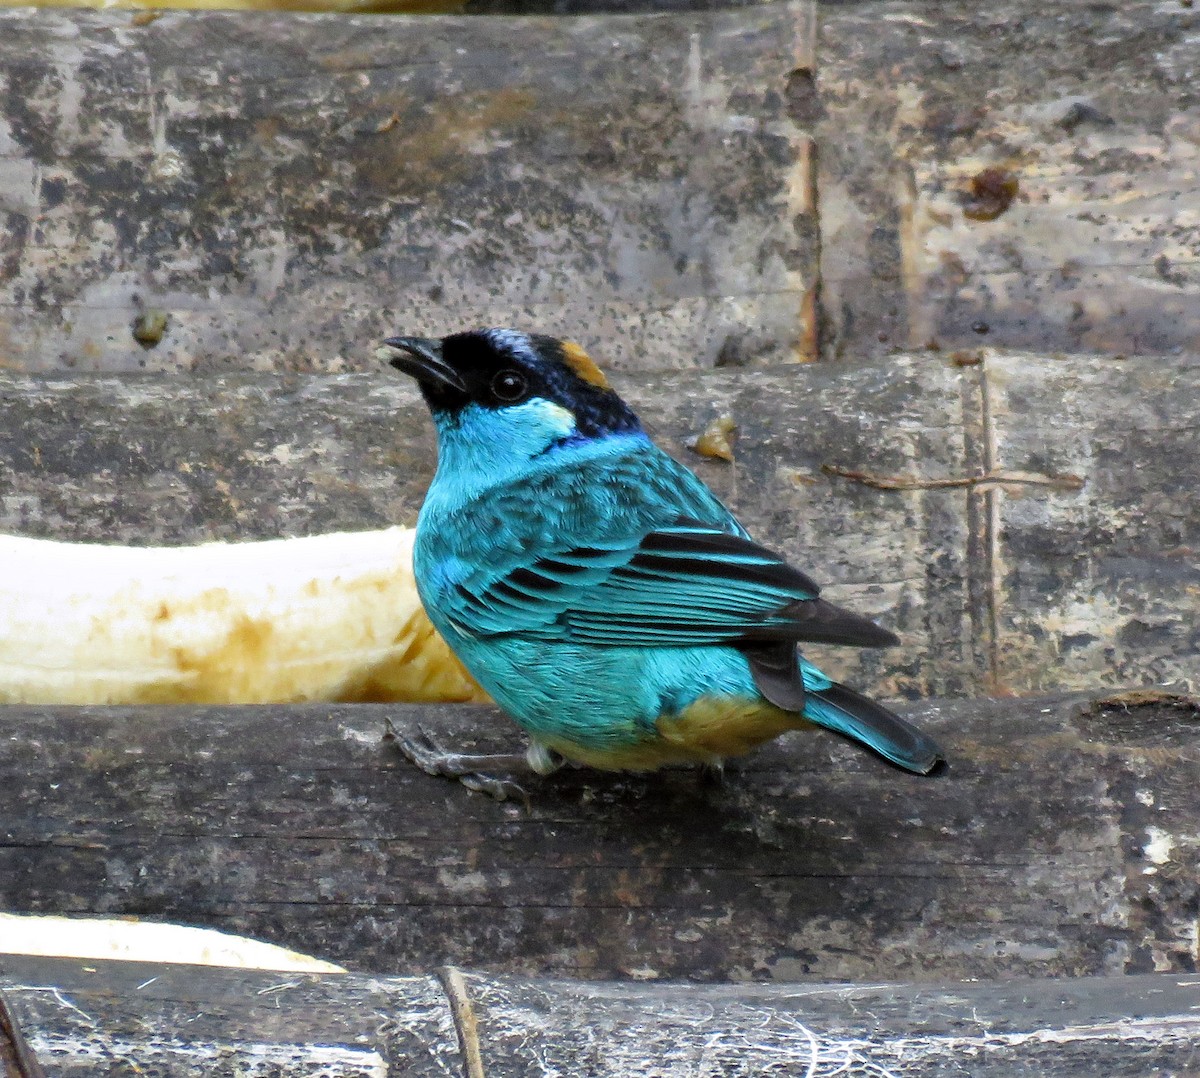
[[538, 696, 806, 772]]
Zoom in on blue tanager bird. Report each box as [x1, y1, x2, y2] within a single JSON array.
[[384, 328, 943, 794]]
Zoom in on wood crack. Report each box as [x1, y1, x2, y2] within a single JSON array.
[[822, 356, 1085, 695], [979, 358, 1003, 695]]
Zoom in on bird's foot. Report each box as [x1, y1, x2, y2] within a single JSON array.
[[385, 719, 534, 803]]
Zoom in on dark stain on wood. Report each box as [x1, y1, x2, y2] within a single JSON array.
[[818, 0, 1200, 358]]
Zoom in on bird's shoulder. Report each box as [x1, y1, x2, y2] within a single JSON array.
[[424, 435, 739, 561]]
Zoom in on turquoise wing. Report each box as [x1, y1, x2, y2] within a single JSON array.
[[435, 521, 896, 650]]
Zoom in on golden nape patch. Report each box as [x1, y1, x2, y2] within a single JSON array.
[[559, 341, 611, 390]]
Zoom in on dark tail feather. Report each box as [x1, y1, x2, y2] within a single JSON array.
[[804, 682, 944, 775], [741, 598, 902, 649], [747, 642, 807, 711]]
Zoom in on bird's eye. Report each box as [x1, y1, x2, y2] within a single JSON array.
[[490, 370, 529, 403]]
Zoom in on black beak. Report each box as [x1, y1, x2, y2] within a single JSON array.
[[382, 336, 467, 392]]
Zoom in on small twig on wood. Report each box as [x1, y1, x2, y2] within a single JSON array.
[[0, 989, 47, 1078], [821, 465, 1084, 492], [1091, 688, 1198, 713], [439, 967, 486, 1078]]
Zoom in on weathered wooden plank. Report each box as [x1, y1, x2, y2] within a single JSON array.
[[466, 970, 1200, 1077], [0, 956, 460, 1077], [983, 353, 1200, 695], [0, 691, 1197, 982], [467, 0, 772, 11], [3, 351, 1197, 698], [0, 359, 979, 699], [2, 956, 1199, 1077], [0, 988, 44, 1078], [0, 4, 816, 373], [0, 0, 771, 13], [6, 1, 1196, 371], [818, 0, 1200, 359]]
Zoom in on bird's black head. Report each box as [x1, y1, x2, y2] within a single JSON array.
[[383, 328, 642, 442]]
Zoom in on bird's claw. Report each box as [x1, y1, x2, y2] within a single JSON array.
[[699, 760, 726, 787], [456, 770, 529, 804], [386, 720, 530, 804]]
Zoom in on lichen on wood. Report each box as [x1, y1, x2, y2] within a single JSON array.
[[3, 955, 1199, 1076]]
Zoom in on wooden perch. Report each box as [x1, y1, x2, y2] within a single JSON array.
[[2, 351, 1197, 702], [2, 954, 1200, 1076], [0, 690, 1196, 985]]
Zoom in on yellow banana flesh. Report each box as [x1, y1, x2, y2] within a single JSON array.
[[0, 528, 487, 706]]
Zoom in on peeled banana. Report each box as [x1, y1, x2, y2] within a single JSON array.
[[0, 912, 347, 972], [0, 528, 487, 706]]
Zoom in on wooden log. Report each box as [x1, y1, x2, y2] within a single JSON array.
[[818, 0, 1200, 360], [2, 954, 1200, 1076], [0, 690, 1197, 983], [2, 350, 1196, 699], [6, 1, 1196, 372], [983, 355, 1200, 694], [1, 956, 460, 1077], [0, 3, 817, 374]]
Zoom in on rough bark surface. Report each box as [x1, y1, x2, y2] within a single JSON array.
[[0, 691, 1197, 983], [2, 351, 1196, 699], [819, 0, 1200, 360], [0, 4, 817, 373], [2, 955, 1200, 1076], [3, 2, 1198, 369]]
